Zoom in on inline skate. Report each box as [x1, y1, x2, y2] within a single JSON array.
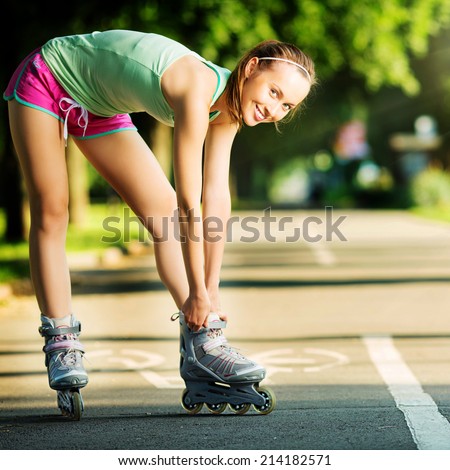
[[172, 311, 276, 415], [39, 314, 88, 420]]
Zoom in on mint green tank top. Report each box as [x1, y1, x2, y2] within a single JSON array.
[[41, 30, 231, 126]]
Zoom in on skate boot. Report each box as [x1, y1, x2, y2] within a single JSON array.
[[39, 314, 88, 420], [172, 311, 276, 415]]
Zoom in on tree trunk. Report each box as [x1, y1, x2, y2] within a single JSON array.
[[2, 139, 25, 242]]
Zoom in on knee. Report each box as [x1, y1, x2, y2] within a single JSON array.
[[161, 192, 178, 217], [140, 192, 178, 220], [138, 193, 178, 240], [30, 197, 69, 233]]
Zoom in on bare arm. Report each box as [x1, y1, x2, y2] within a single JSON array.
[[202, 122, 238, 316], [164, 58, 217, 330]]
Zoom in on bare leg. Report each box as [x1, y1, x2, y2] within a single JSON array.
[[8, 101, 71, 318], [75, 131, 189, 309]]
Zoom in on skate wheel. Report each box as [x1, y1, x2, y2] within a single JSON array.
[[181, 389, 203, 414], [71, 390, 83, 421], [57, 389, 83, 420], [206, 402, 227, 414], [229, 403, 251, 415], [253, 387, 276, 415]]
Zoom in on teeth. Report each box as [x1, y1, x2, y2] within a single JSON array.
[[256, 106, 265, 120]]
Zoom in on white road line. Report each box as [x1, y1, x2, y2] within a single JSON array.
[[309, 241, 337, 265], [307, 225, 337, 266], [363, 335, 450, 450], [139, 370, 183, 389]]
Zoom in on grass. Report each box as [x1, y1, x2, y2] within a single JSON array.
[[0, 203, 146, 283], [410, 206, 450, 224]]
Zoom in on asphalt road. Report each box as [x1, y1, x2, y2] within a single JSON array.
[[1, 209, 450, 458]]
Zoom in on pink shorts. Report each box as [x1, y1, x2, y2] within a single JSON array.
[[3, 49, 137, 140]]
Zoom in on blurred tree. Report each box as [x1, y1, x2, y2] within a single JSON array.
[[176, 0, 450, 95], [182, 0, 450, 202], [2, 0, 450, 239], [0, 1, 127, 241]]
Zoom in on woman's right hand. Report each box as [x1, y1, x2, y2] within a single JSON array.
[[181, 293, 211, 331]]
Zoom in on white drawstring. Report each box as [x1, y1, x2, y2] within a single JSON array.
[[59, 97, 89, 146]]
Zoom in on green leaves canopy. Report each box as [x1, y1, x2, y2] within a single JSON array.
[[118, 0, 450, 96]]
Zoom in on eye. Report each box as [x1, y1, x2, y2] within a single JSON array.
[[270, 88, 278, 98], [282, 103, 292, 111]]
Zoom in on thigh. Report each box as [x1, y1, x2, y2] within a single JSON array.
[[8, 100, 68, 206], [75, 131, 177, 228]]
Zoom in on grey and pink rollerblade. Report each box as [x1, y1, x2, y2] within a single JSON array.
[[172, 312, 276, 415], [39, 314, 88, 420]]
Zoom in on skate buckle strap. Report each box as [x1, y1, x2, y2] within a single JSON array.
[[171, 311, 227, 329], [43, 340, 85, 354], [39, 323, 81, 338], [202, 335, 227, 353], [207, 318, 227, 330]]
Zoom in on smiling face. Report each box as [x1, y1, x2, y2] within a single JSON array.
[[240, 58, 311, 126]]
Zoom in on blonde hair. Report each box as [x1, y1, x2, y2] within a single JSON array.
[[225, 40, 316, 130]]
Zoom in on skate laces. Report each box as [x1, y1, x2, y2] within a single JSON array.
[[205, 327, 247, 360], [56, 349, 78, 367], [173, 311, 249, 361], [53, 331, 77, 343], [204, 327, 227, 350], [41, 322, 85, 365], [206, 327, 224, 341], [52, 330, 84, 367]]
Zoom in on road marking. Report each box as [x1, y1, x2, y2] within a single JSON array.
[[302, 348, 349, 372], [309, 241, 337, 265], [139, 370, 182, 389], [363, 335, 450, 450], [251, 348, 349, 382], [307, 224, 337, 265], [88, 346, 349, 388]]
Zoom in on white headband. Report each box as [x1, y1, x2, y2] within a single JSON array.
[[259, 57, 311, 83]]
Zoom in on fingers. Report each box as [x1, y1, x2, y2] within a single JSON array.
[[189, 321, 203, 332], [183, 311, 208, 332], [219, 313, 228, 322], [181, 303, 228, 331]]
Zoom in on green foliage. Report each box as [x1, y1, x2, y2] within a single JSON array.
[[126, 0, 450, 96], [0, 204, 134, 282], [411, 205, 450, 223], [410, 166, 450, 207], [268, 157, 310, 205], [76, 0, 450, 96], [3, 0, 450, 241]]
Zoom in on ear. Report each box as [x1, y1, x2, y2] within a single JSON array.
[[244, 57, 260, 79]]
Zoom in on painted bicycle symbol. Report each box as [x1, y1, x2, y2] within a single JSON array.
[[88, 346, 349, 388]]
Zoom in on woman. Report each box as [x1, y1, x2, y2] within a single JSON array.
[[4, 29, 315, 416]]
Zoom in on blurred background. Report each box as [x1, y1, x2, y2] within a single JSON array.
[[1, 0, 450, 286]]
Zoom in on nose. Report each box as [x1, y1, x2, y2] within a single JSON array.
[[267, 102, 285, 122]]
